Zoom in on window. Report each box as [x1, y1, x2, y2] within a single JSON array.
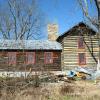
[[8, 52, 16, 65], [44, 52, 53, 64], [78, 36, 85, 49], [78, 53, 86, 65], [17, 52, 25, 64], [53, 52, 58, 58], [26, 52, 35, 64]]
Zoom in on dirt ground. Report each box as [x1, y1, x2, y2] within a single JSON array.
[[0, 79, 100, 100]]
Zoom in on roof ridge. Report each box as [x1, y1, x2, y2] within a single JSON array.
[[57, 21, 98, 39]]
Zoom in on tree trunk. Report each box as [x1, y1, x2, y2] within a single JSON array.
[[95, 0, 100, 69]]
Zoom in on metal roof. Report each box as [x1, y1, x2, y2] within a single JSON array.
[[0, 40, 62, 50]]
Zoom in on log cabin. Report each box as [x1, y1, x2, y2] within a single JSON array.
[[0, 40, 62, 71], [57, 22, 99, 70], [0, 23, 99, 72]]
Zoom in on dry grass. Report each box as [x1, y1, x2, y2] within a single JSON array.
[[0, 78, 100, 100]]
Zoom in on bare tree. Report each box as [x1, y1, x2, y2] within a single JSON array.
[[77, 0, 100, 64], [0, 0, 46, 94], [0, 0, 44, 40], [77, 0, 98, 26], [95, 0, 100, 63]]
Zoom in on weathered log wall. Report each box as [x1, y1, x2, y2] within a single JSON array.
[[61, 35, 98, 70], [0, 51, 61, 71]]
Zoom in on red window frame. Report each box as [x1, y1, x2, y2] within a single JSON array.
[[78, 36, 85, 49], [78, 53, 86, 65], [8, 52, 16, 65], [44, 52, 53, 64], [26, 52, 35, 65], [16, 52, 26, 64]]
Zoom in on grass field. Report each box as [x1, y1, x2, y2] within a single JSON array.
[[0, 77, 100, 100]]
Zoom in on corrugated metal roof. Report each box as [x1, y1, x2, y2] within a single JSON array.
[[0, 40, 62, 50]]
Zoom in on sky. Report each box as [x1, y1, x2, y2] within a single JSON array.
[[0, 0, 98, 39], [37, 0, 98, 37]]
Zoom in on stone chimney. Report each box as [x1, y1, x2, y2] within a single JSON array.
[[47, 24, 58, 41]]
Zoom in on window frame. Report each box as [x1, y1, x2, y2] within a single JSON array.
[[78, 36, 85, 49], [26, 52, 35, 65], [44, 52, 53, 64], [8, 52, 16, 65], [16, 52, 26, 64], [78, 53, 86, 65]]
